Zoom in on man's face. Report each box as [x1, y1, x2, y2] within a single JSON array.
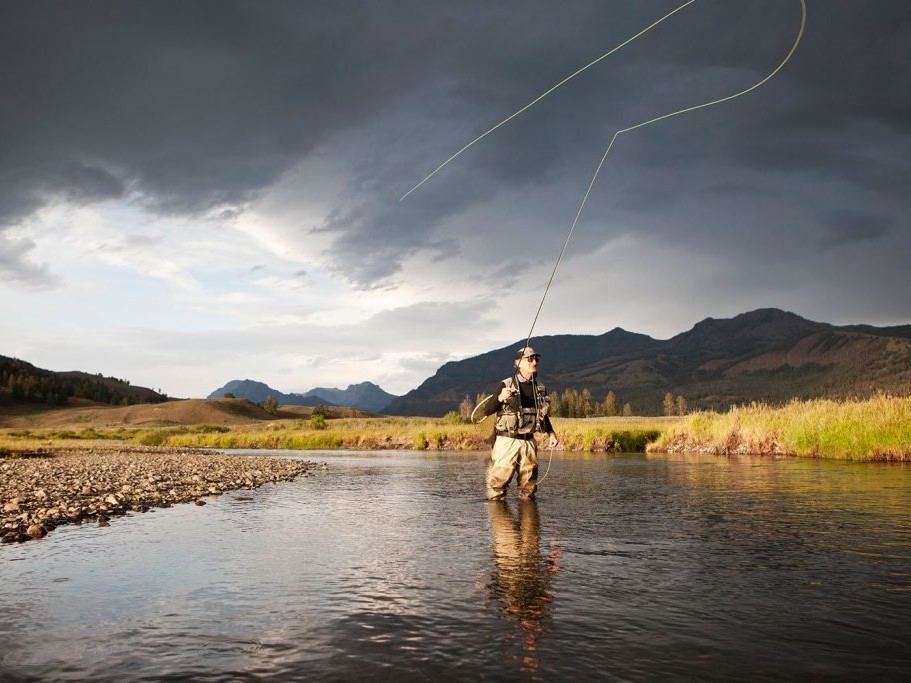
[[518, 354, 540, 377]]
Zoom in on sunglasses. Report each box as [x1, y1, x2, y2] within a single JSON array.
[[523, 356, 540, 362]]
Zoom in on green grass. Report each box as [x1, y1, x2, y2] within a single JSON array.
[[1, 415, 678, 454], [5, 398, 909, 460], [650, 395, 911, 461]]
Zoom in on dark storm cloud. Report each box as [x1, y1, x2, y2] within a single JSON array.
[[1, 0, 910, 290], [0, 0, 448, 222], [821, 209, 894, 249]]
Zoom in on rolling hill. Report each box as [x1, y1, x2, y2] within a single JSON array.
[[0, 397, 374, 429], [1, 355, 169, 407]]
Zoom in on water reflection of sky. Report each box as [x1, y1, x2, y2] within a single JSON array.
[[2, 450, 910, 681]]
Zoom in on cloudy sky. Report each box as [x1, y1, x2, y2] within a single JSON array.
[[2, 0, 909, 399]]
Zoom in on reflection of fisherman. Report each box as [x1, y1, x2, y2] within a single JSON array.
[[487, 499, 559, 674], [479, 346, 559, 501]]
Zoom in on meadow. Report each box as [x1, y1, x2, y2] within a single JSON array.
[[2, 395, 909, 461], [0, 414, 676, 456]]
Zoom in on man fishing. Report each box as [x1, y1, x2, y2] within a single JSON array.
[[479, 346, 559, 501]]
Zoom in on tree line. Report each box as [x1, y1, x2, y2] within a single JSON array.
[[458, 387, 688, 419], [0, 358, 168, 407]]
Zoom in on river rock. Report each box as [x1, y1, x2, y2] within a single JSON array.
[[1, 446, 319, 543], [26, 524, 47, 539]]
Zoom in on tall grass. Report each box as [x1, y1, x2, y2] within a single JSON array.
[[651, 395, 911, 461], [554, 416, 675, 452], [6, 398, 909, 460], [1, 415, 679, 454], [160, 416, 675, 452]]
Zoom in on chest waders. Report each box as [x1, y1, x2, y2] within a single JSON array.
[[497, 374, 559, 486], [485, 373, 553, 500]]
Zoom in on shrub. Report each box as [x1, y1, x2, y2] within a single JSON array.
[[133, 430, 168, 446], [310, 414, 328, 430], [441, 410, 467, 425], [582, 427, 607, 451], [612, 429, 662, 452], [191, 424, 230, 434]]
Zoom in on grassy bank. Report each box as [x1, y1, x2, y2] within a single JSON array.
[[649, 395, 911, 461], [6, 397, 909, 461], [0, 416, 678, 454]]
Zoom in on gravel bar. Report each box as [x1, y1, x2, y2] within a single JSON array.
[[1, 446, 322, 544]]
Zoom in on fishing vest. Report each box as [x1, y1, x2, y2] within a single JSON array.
[[494, 375, 550, 436]]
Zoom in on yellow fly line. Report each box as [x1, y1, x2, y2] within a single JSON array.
[[524, 2, 807, 344], [400, 0, 807, 345], [400, 0, 700, 201]]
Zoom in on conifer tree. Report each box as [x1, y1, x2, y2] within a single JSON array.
[[549, 391, 562, 418], [603, 390, 618, 417], [581, 388, 593, 418]]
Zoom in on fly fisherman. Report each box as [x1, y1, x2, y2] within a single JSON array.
[[479, 346, 559, 501]]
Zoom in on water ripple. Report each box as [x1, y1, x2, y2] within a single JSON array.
[[2, 451, 910, 681]]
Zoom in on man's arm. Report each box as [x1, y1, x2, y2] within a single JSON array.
[[542, 415, 559, 448], [480, 382, 508, 417]]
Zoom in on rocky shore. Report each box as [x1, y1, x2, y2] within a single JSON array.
[[1, 446, 322, 544]]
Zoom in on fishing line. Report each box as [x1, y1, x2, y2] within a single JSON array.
[[524, 0, 806, 346], [401, 0, 806, 345], [399, 0, 698, 202], [404, 1, 806, 477], [534, 0, 804, 478]]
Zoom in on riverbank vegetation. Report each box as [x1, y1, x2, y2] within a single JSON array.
[[0, 415, 678, 455], [2, 395, 909, 461], [650, 394, 911, 461]]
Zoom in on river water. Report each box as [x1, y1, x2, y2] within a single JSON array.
[[2, 450, 910, 682]]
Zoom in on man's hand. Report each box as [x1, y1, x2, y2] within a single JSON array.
[[548, 433, 559, 449], [497, 387, 515, 403]]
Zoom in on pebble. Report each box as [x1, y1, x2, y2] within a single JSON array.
[[1, 446, 319, 543]]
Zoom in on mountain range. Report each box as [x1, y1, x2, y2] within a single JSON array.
[[5, 308, 910, 417], [206, 379, 397, 414], [383, 308, 911, 416]]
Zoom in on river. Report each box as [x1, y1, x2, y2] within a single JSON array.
[[2, 450, 909, 681]]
